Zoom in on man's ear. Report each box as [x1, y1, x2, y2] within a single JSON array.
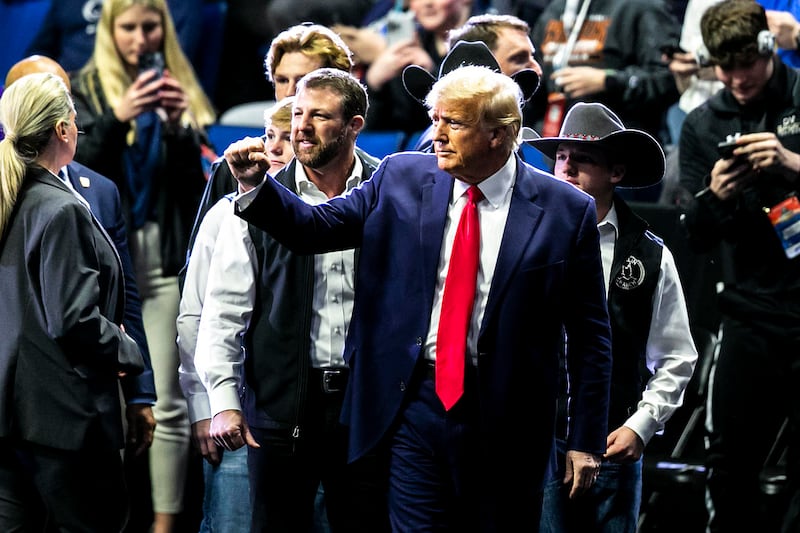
[[489, 126, 508, 148], [349, 115, 365, 136], [610, 164, 626, 185]]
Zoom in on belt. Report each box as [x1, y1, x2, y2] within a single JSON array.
[[310, 367, 349, 394]]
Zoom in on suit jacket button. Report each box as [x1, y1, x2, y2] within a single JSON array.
[[415, 337, 423, 346], [400, 381, 407, 392]]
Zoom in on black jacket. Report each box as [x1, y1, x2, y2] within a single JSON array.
[[531, 0, 680, 140], [679, 57, 800, 316]]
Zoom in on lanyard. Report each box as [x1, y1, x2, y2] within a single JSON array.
[[553, 0, 593, 70]]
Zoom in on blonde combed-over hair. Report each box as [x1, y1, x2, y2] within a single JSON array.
[[426, 65, 523, 152]]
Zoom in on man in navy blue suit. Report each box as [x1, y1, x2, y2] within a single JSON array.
[[5, 56, 157, 455], [223, 66, 613, 530]]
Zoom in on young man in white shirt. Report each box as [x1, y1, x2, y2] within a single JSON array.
[[530, 102, 698, 533]]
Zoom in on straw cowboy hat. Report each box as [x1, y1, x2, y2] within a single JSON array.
[[402, 40, 540, 104], [526, 102, 665, 188]]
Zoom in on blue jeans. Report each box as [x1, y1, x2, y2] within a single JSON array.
[[540, 440, 642, 533], [199, 445, 251, 533]]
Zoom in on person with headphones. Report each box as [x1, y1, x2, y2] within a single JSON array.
[[678, 1, 800, 531]]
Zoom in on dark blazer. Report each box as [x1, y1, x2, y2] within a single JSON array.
[[66, 161, 156, 404], [0, 168, 143, 451], [238, 152, 612, 494]]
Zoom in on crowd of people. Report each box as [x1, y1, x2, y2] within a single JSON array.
[[1, 0, 800, 532]]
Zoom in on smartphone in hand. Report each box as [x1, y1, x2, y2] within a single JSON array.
[[717, 139, 741, 160], [385, 10, 416, 46], [660, 44, 687, 59], [138, 51, 164, 79]]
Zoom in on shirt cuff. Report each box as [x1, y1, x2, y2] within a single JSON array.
[[234, 178, 263, 212], [209, 385, 244, 418], [185, 392, 212, 425], [624, 408, 660, 446]]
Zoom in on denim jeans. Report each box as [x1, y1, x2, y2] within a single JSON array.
[[198, 445, 251, 533], [540, 439, 642, 533]]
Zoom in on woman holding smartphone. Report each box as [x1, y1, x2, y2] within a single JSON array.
[[69, 1, 216, 532]]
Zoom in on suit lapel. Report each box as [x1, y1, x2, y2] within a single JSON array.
[[40, 170, 126, 314], [420, 169, 453, 305], [482, 160, 543, 328]]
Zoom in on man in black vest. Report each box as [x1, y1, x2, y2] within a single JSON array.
[[193, 69, 388, 532], [529, 102, 698, 533]]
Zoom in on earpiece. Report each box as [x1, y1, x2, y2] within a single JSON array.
[[757, 29, 776, 55], [695, 44, 710, 68]]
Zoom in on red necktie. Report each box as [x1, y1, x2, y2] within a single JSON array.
[[435, 185, 483, 411]]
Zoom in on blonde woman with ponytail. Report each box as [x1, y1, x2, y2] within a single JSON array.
[[69, 1, 216, 530], [0, 72, 144, 531]]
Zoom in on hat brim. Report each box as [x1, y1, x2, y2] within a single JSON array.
[[520, 126, 540, 142], [526, 130, 665, 188], [511, 69, 540, 102], [402, 65, 437, 105]]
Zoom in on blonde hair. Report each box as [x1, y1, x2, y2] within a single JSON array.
[[264, 96, 295, 131], [83, 0, 216, 128], [426, 65, 522, 152], [0, 73, 74, 236], [265, 24, 353, 82]]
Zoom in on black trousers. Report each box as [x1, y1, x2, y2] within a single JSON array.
[[246, 371, 389, 533], [706, 315, 800, 533], [0, 438, 128, 532]]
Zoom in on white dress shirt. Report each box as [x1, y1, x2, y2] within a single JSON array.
[[196, 158, 362, 418], [600, 204, 698, 445], [176, 193, 247, 423], [424, 154, 516, 366], [294, 160, 361, 369]]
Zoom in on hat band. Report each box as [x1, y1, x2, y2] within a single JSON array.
[[564, 133, 601, 140]]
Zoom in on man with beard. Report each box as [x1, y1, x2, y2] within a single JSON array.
[[193, 68, 388, 532]]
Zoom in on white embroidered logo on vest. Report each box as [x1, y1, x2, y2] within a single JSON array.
[[614, 255, 645, 290]]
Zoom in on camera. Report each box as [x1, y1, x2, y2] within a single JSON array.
[[138, 51, 164, 78]]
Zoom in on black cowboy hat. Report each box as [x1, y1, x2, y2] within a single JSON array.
[[402, 40, 540, 105], [526, 102, 664, 188]]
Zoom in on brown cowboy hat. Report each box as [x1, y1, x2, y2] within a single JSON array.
[[526, 102, 665, 188], [402, 40, 540, 105]]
